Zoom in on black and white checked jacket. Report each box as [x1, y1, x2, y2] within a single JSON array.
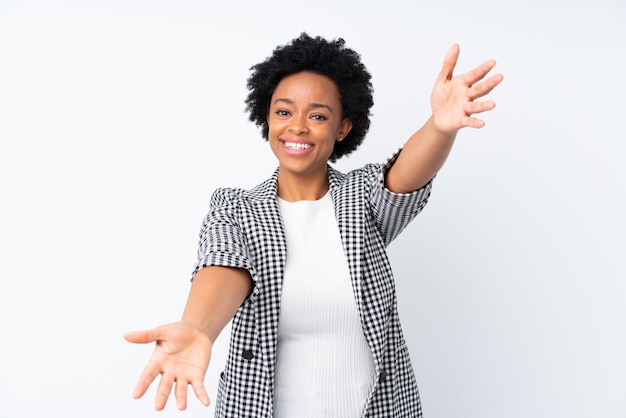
[[194, 150, 432, 417]]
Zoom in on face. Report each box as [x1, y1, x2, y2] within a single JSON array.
[[267, 71, 352, 182]]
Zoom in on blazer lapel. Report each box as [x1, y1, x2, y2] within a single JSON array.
[[249, 169, 287, 395], [327, 167, 386, 369], [328, 166, 364, 303]]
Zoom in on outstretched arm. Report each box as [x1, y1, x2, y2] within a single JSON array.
[[385, 44, 503, 193], [124, 266, 252, 411]]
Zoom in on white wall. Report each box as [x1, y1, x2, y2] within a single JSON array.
[[0, 1, 624, 417]]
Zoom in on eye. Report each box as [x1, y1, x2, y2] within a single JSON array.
[[310, 114, 327, 121], [275, 109, 290, 117]]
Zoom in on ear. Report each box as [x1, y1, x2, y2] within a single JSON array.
[[337, 118, 353, 142]]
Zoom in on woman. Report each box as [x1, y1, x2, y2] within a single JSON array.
[[125, 33, 502, 417]]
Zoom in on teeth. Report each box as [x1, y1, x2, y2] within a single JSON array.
[[284, 141, 311, 150]]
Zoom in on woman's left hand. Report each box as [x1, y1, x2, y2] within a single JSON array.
[[430, 44, 503, 134]]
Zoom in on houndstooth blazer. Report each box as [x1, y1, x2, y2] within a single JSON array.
[[194, 149, 433, 417]]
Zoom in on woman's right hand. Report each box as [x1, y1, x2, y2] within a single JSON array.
[[124, 321, 213, 410]]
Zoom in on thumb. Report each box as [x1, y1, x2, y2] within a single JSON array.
[[123, 328, 161, 344], [436, 43, 460, 83]]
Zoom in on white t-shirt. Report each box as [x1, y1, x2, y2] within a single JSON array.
[[274, 191, 375, 418]]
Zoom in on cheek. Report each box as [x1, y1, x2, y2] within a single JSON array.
[[266, 119, 281, 138]]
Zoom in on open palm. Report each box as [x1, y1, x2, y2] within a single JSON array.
[[431, 44, 503, 134], [124, 321, 213, 410]]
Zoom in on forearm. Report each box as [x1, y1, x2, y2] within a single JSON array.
[[182, 266, 252, 342], [385, 116, 456, 193]]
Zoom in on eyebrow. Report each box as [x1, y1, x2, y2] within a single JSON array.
[[272, 98, 334, 113]]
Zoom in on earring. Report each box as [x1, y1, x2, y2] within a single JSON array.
[[337, 136, 343, 142]]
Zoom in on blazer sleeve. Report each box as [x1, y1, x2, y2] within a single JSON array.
[[366, 147, 434, 246], [191, 188, 257, 286]]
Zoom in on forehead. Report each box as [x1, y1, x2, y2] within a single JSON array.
[[271, 71, 340, 102]]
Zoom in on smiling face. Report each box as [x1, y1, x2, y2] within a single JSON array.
[[267, 71, 352, 193]]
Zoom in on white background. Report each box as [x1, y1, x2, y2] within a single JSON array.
[[1, 0, 624, 417]]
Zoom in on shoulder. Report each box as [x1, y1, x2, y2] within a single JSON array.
[[208, 187, 246, 212], [329, 148, 402, 191], [209, 170, 278, 209], [333, 147, 403, 180]]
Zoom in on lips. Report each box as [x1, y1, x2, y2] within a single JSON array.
[[280, 139, 314, 154]]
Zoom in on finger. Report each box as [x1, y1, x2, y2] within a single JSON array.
[[191, 378, 211, 407], [468, 73, 504, 100], [461, 59, 497, 87], [175, 378, 189, 410], [465, 100, 496, 115], [460, 113, 489, 128], [123, 329, 160, 344], [132, 360, 162, 399], [462, 116, 486, 129], [437, 44, 460, 82], [155, 373, 175, 411], [468, 117, 486, 128]]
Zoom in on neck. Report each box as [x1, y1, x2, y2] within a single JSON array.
[[277, 167, 329, 202]]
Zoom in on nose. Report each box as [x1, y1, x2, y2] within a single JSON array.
[[287, 113, 308, 135]]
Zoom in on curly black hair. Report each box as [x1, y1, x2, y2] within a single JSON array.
[[245, 33, 374, 162]]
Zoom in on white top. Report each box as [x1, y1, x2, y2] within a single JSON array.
[[274, 191, 375, 418]]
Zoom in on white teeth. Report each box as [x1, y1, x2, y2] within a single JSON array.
[[284, 141, 311, 150]]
